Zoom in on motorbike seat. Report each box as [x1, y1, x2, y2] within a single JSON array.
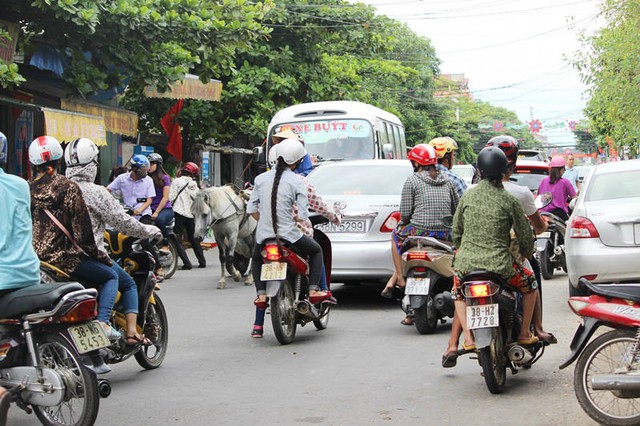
[[401, 236, 453, 253], [581, 279, 640, 303], [461, 270, 508, 287], [0, 282, 85, 319]]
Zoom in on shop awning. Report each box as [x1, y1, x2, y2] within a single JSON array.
[[43, 107, 107, 146], [144, 74, 222, 102], [61, 99, 138, 137]]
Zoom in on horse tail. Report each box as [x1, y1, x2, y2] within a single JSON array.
[[270, 157, 287, 242]]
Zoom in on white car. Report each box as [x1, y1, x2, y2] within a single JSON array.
[[307, 160, 413, 284], [451, 164, 476, 186], [566, 160, 640, 295]]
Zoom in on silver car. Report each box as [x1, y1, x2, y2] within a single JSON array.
[[307, 160, 413, 284], [566, 159, 640, 295]]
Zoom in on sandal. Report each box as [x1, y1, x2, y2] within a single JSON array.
[[517, 333, 539, 346], [309, 291, 330, 304], [442, 351, 459, 368], [251, 325, 263, 338], [462, 341, 476, 352], [126, 334, 152, 347], [400, 316, 414, 326]]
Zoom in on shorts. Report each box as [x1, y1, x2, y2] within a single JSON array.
[[392, 224, 451, 254], [452, 261, 538, 301]]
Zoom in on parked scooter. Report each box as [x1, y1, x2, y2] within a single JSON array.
[[560, 278, 640, 425], [259, 215, 334, 345], [457, 272, 550, 394], [535, 193, 567, 280], [399, 236, 455, 334], [0, 278, 109, 426]]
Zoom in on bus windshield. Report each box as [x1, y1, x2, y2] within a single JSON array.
[[271, 119, 374, 162]]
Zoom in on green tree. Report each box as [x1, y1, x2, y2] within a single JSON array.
[[575, 0, 640, 151]]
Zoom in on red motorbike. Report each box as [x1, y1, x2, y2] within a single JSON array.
[[560, 278, 640, 425]]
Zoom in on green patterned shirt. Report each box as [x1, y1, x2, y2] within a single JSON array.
[[452, 180, 534, 278]]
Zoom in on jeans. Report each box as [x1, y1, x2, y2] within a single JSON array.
[[111, 261, 138, 315], [154, 208, 174, 245], [72, 258, 118, 323], [252, 235, 323, 294]]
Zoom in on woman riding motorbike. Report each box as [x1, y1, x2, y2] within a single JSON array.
[[147, 152, 174, 256], [537, 156, 576, 221], [247, 138, 329, 338], [28, 136, 120, 339], [381, 144, 459, 326], [452, 146, 537, 351], [65, 137, 161, 345]]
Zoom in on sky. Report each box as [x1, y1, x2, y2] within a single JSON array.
[[356, 0, 604, 146]]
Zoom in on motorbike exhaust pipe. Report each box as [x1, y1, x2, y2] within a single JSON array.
[[592, 375, 640, 391], [98, 378, 111, 398], [296, 300, 319, 319], [508, 345, 534, 364]]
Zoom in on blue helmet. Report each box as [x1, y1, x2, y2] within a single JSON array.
[[131, 154, 150, 169], [0, 132, 6, 165]]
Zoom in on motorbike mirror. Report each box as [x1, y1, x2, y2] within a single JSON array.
[[569, 198, 577, 210], [441, 215, 454, 228], [535, 192, 553, 210]]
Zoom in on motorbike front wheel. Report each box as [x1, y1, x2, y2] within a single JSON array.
[[478, 333, 507, 394], [574, 329, 640, 425], [33, 334, 100, 426], [540, 242, 555, 280], [270, 280, 297, 345], [135, 294, 169, 369]]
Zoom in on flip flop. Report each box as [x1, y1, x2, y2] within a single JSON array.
[[462, 341, 476, 352], [441, 351, 458, 368], [539, 333, 558, 345], [400, 316, 414, 326], [517, 333, 540, 346], [126, 334, 152, 347]]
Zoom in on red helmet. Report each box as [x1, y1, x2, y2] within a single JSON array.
[[485, 135, 519, 165], [407, 144, 437, 166], [182, 162, 199, 176]]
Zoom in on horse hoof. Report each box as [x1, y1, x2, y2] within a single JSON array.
[[217, 281, 226, 289], [233, 273, 241, 282], [244, 281, 253, 286]]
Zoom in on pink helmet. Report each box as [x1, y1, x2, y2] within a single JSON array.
[[549, 156, 566, 168]]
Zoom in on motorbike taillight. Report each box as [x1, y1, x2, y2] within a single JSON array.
[[406, 252, 430, 262], [58, 299, 98, 323], [469, 284, 490, 297], [263, 244, 282, 261]]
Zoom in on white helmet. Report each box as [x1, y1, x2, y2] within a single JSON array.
[[277, 138, 306, 165], [268, 145, 279, 167], [64, 137, 99, 166], [0, 131, 6, 165], [29, 136, 63, 166]]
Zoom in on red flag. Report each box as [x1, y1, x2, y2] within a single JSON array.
[[160, 99, 184, 161]]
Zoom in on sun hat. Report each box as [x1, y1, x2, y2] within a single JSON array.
[[272, 129, 302, 142]]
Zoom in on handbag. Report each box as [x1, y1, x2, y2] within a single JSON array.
[[43, 209, 89, 257]]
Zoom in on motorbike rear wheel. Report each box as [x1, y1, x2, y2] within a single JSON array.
[[574, 329, 640, 425], [540, 242, 555, 280], [479, 333, 507, 394], [413, 299, 438, 335], [135, 294, 169, 369], [271, 280, 297, 345], [161, 239, 179, 280], [33, 334, 100, 426], [313, 305, 331, 330]]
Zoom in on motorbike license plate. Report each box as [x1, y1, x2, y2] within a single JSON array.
[[467, 304, 499, 330], [260, 262, 287, 281], [537, 232, 551, 239], [404, 277, 431, 295], [69, 321, 111, 354]]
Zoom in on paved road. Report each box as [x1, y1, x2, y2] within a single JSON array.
[[10, 250, 598, 425]]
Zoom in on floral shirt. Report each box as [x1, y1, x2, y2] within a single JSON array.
[[292, 175, 340, 237]]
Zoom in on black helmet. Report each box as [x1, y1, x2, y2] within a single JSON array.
[[477, 146, 508, 179]]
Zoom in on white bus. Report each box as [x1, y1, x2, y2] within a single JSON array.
[[266, 101, 407, 164]]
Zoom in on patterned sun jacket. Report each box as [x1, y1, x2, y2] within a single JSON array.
[[292, 175, 339, 237], [29, 172, 105, 275], [452, 179, 534, 278], [399, 170, 459, 232], [436, 163, 467, 197]]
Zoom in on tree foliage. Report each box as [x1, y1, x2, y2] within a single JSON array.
[[575, 0, 640, 150]]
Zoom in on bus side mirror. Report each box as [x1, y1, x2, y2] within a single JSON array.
[[382, 143, 395, 159], [253, 146, 265, 165]]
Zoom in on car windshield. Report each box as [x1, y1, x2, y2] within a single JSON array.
[[585, 170, 640, 201], [308, 164, 412, 195], [510, 172, 547, 192]]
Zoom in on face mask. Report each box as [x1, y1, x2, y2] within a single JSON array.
[[135, 169, 148, 179]]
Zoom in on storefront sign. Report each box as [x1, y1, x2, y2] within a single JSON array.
[[61, 99, 138, 137], [144, 74, 222, 102], [43, 108, 107, 146]]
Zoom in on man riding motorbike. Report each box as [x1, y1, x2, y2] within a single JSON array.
[[65, 137, 161, 345], [427, 136, 467, 198], [380, 144, 459, 326]]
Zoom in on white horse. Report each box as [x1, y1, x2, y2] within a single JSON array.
[[192, 185, 257, 289]]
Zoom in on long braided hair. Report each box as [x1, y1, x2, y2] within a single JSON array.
[[270, 157, 289, 242]]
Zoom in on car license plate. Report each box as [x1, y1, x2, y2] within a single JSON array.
[[467, 304, 499, 330], [260, 262, 287, 281], [69, 321, 111, 354], [315, 220, 366, 233], [404, 277, 430, 295]]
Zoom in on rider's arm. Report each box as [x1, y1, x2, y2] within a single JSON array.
[[134, 197, 152, 217], [512, 200, 535, 259], [98, 187, 160, 240], [528, 211, 548, 235], [398, 178, 414, 225], [452, 201, 464, 248], [152, 180, 171, 218], [301, 177, 338, 224]]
